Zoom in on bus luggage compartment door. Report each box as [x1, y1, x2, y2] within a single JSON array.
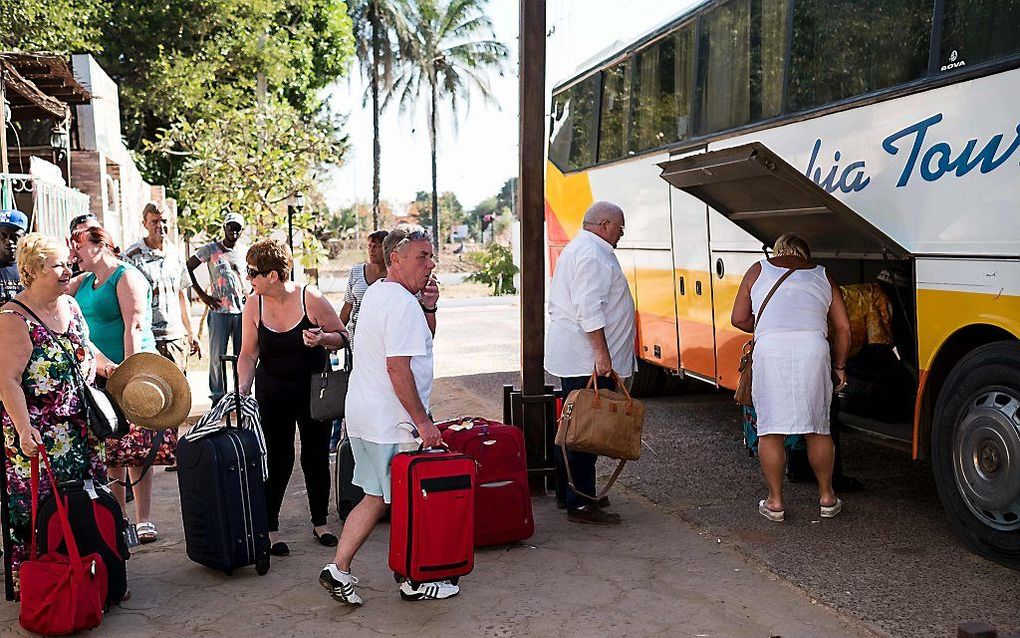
[[669, 184, 716, 383]]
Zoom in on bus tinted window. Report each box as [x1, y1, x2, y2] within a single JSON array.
[[598, 60, 632, 162], [549, 77, 598, 171], [787, 0, 932, 112], [939, 0, 1020, 72], [697, 0, 788, 136], [630, 28, 695, 153]]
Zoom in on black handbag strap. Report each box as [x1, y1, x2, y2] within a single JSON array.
[[319, 333, 353, 375], [7, 299, 91, 392], [9, 300, 165, 488], [111, 430, 166, 488]]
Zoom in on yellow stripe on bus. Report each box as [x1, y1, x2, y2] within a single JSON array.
[[916, 288, 1020, 371], [546, 162, 592, 240]]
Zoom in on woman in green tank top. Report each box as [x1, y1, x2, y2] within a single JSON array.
[[71, 225, 168, 544]]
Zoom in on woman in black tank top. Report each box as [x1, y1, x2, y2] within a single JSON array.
[[237, 240, 348, 556]]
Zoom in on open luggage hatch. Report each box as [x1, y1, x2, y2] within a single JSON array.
[[658, 142, 909, 259]]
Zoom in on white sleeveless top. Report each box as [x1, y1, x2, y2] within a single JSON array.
[[750, 260, 832, 337]]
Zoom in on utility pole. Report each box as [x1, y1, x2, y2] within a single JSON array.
[[518, 0, 550, 490]]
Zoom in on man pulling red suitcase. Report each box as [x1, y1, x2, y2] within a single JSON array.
[[319, 224, 468, 605]]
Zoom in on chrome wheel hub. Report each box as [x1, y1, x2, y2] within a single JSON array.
[[954, 390, 1020, 531]]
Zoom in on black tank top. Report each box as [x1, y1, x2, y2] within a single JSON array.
[[254, 286, 328, 390]]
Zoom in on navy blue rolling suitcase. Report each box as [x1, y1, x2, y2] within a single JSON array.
[[176, 356, 270, 575]]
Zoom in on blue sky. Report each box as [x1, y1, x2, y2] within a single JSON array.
[[323, 0, 698, 212]]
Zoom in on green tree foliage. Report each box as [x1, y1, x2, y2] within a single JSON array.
[[147, 101, 347, 268], [0, 0, 107, 53], [96, 0, 354, 174], [466, 242, 518, 296], [385, 0, 508, 251]]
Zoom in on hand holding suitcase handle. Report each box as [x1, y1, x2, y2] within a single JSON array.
[[397, 422, 447, 452]]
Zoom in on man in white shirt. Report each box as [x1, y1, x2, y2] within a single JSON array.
[[545, 201, 636, 525], [319, 223, 455, 606]]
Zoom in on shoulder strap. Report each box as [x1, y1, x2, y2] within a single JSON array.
[[258, 295, 263, 325], [301, 285, 308, 316], [8, 299, 89, 389], [753, 267, 799, 332]]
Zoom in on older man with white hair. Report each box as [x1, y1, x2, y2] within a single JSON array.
[[545, 200, 636, 524], [319, 222, 456, 606]]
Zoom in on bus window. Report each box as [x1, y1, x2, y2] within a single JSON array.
[[938, 0, 1020, 72], [598, 60, 632, 162], [787, 0, 931, 112], [696, 0, 788, 136], [549, 76, 598, 171], [629, 27, 695, 154]]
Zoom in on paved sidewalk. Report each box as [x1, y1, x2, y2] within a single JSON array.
[[0, 379, 874, 638]]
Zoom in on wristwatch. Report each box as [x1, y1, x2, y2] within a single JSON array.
[[421, 304, 438, 314]]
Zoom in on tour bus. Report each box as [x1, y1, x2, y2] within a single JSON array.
[[545, 0, 1020, 568]]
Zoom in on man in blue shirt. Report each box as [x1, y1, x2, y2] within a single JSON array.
[[0, 209, 28, 304]]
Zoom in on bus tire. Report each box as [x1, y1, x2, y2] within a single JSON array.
[[628, 360, 663, 397], [931, 341, 1020, 570]]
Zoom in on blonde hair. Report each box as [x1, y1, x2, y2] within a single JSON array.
[[773, 233, 811, 259], [17, 233, 63, 287]]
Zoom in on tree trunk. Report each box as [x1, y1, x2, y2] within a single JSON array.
[[370, 0, 382, 230], [429, 79, 440, 254]]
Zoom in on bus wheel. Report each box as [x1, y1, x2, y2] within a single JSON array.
[[932, 341, 1020, 569], [628, 361, 663, 397]]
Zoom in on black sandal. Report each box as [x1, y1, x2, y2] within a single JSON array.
[[313, 531, 338, 547], [270, 541, 290, 556]]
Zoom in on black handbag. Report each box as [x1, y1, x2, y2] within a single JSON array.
[[9, 300, 128, 438], [309, 338, 352, 422]]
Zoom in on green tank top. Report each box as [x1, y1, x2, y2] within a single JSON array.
[[75, 263, 156, 363]]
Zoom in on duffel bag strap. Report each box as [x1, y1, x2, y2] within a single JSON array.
[[557, 412, 626, 503]]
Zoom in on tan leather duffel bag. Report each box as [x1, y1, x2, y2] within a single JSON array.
[[556, 371, 644, 500]]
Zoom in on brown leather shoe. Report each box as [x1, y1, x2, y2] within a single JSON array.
[[568, 506, 621, 525]]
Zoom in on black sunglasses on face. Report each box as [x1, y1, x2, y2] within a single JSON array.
[[247, 267, 270, 279]]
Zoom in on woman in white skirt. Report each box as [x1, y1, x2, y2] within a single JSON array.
[[731, 234, 851, 522]]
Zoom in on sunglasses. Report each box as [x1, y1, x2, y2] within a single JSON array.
[[247, 267, 271, 279]]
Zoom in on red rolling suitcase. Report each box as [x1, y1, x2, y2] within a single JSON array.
[[437, 417, 534, 547], [389, 447, 475, 586]]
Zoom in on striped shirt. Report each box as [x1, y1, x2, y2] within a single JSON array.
[[344, 263, 374, 344]]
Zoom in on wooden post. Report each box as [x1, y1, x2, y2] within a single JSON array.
[[1, 63, 9, 175], [519, 0, 549, 491]]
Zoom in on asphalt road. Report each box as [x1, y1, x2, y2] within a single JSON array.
[[435, 299, 1020, 638]]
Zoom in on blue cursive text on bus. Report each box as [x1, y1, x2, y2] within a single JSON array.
[[881, 113, 1020, 187]]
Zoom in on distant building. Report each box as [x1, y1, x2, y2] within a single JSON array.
[[1, 52, 172, 245]]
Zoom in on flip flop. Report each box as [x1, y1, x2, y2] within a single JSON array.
[[820, 498, 843, 518], [758, 499, 785, 522]]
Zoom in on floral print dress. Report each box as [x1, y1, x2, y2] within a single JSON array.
[[0, 306, 106, 598]]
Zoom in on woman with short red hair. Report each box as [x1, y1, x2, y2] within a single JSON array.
[[70, 225, 171, 544]]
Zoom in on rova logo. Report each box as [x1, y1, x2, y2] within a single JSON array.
[[941, 51, 966, 71]]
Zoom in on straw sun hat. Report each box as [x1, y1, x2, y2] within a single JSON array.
[[107, 353, 192, 431]]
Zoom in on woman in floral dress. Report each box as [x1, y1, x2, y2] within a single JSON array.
[[0, 234, 117, 599]]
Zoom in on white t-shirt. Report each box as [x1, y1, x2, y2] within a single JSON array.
[[344, 280, 433, 444]]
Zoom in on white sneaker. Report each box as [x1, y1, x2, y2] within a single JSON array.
[[319, 565, 363, 606], [399, 579, 460, 601]]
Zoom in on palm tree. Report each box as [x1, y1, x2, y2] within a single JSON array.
[[349, 0, 405, 230], [386, 0, 509, 252]]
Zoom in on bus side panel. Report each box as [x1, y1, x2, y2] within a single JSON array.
[[711, 251, 761, 390], [670, 184, 716, 381], [915, 258, 1020, 454], [631, 251, 681, 371]]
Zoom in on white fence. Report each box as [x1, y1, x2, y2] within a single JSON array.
[[1, 173, 91, 239]]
